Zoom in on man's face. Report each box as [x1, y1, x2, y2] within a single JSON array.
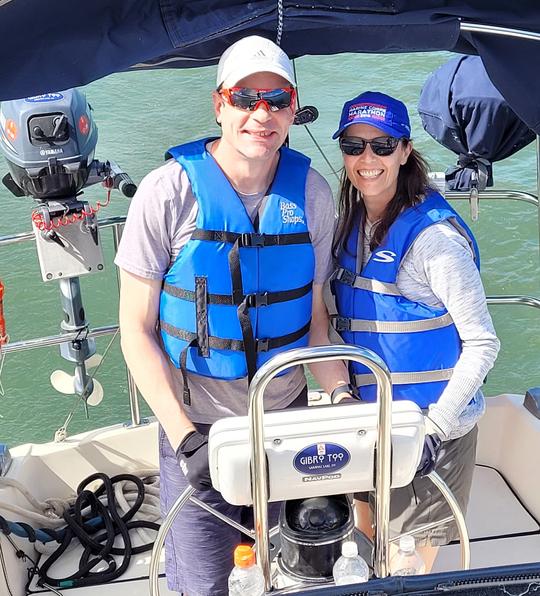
[[213, 72, 295, 162]]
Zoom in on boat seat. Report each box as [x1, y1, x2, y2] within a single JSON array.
[[465, 465, 539, 539], [434, 534, 540, 573], [433, 464, 540, 572]]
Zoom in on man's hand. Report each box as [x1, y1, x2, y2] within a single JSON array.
[[175, 431, 212, 491], [416, 434, 443, 477]]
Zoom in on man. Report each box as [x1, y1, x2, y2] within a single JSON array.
[[115, 35, 350, 595]]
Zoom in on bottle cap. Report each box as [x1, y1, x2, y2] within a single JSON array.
[[342, 540, 358, 557], [398, 535, 415, 553], [234, 544, 256, 568]]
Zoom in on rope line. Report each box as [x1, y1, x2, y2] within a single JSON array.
[[0, 471, 161, 589], [292, 60, 340, 182]]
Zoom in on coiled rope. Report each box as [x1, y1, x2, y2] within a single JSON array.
[[0, 470, 161, 589]]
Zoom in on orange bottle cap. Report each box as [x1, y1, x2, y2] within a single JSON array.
[[234, 544, 256, 568]]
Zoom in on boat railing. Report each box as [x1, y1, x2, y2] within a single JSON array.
[[0, 217, 142, 428], [446, 189, 538, 206], [0, 184, 539, 431]]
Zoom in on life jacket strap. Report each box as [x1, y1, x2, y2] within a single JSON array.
[[160, 321, 311, 354], [333, 267, 401, 296], [162, 281, 312, 307], [179, 338, 198, 405], [227, 236, 257, 381], [192, 229, 311, 247], [354, 368, 454, 387], [331, 312, 454, 333]]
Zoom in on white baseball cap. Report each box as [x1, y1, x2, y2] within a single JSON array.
[[216, 35, 296, 88]]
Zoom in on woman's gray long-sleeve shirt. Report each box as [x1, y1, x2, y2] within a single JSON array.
[[360, 218, 500, 440]]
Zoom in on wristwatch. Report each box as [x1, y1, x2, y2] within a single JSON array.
[[330, 383, 359, 404]]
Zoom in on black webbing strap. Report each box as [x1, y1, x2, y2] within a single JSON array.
[[178, 277, 209, 405], [228, 237, 258, 382], [192, 229, 311, 247], [162, 281, 312, 307], [179, 338, 197, 405], [160, 321, 311, 354]]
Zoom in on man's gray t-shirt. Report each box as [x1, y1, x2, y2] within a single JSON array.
[[115, 157, 335, 424]]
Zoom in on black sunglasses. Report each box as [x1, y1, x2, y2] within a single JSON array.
[[339, 135, 404, 157]]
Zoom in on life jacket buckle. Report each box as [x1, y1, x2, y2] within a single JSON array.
[[241, 232, 265, 247], [246, 292, 269, 307], [338, 268, 357, 286], [257, 338, 270, 352], [333, 316, 351, 332]]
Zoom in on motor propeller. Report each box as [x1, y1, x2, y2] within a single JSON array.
[[50, 353, 104, 406]]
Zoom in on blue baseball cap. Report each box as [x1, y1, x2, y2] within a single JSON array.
[[332, 91, 411, 140]]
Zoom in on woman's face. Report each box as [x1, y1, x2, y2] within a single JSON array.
[[342, 123, 412, 211]]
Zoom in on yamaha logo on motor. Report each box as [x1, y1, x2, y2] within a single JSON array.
[[294, 442, 350, 475]]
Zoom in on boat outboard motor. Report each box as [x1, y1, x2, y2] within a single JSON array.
[[0, 89, 136, 202], [419, 56, 535, 194], [278, 495, 354, 583], [0, 90, 98, 200], [0, 89, 137, 417]]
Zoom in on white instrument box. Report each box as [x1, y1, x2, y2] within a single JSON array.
[[209, 400, 425, 506]]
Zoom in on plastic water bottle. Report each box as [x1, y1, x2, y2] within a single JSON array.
[[389, 535, 426, 576], [228, 544, 265, 596], [332, 540, 370, 586]]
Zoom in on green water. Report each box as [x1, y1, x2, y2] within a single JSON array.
[[0, 52, 538, 446]]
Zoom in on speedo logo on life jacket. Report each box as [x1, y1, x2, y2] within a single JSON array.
[[280, 200, 305, 225], [373, 250, 396, 263]]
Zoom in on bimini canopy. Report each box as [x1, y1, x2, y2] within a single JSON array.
[[1, 1, 540, 133]]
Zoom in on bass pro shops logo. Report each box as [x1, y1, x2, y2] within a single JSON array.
[[373, 250, 396, 263], [280, 201, 305, 225]]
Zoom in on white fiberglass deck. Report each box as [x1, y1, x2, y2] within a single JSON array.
[[25, 463, 540, 594]]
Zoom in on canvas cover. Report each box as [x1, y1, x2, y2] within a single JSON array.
[[1, 1, 540, 132]]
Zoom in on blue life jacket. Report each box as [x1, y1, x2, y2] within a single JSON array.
[[159, 138, 315, 403], [333, 191, 479, 409]]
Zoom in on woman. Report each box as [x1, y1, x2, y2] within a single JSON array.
[[330, 91, 500, 569]]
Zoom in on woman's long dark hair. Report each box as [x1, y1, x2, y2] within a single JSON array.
[[332, 142, 431, 259]]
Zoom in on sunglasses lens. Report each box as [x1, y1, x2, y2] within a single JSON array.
[[262, 89, 293, 109], [339, 138, 366, 155], [229, 89, 257, 110], [371, 138, 399, 156]]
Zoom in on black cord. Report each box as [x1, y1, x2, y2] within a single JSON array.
[[35, 472, 159, 589]]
